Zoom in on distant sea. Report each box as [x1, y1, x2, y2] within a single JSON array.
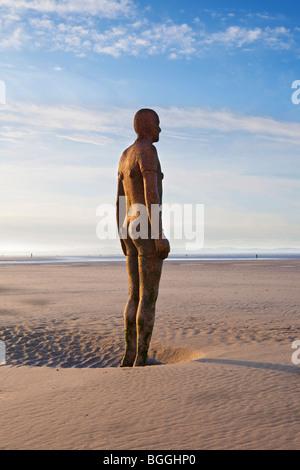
[[1, 253, 300, 265]]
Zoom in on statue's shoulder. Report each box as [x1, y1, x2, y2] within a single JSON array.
[[136, 141, 158, 158], [119, 144, 134, 163], [119, 142, 157, 169], [122, 142, 135, 155], [136, 143, 158, 173]]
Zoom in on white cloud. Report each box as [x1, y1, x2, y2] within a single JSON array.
[[202, 25, 291, 49], [0, 12, 21, 24], [92, 22, 196, 58], [0, 0, 135, 17], [0, 27, 26, 50], [168, 167, 300, 201], [157, 106, 300, 144], [2, 102, 300, 148], [0, 101, 132, 134], [0, 62, 13, 67], [0, 2, 294, 57], [0, 102, 133, 152], [56, 133, 111, 147], [29, 18, 54, 30], [50, 22, 292, 57], [143, 23, 195, 56], [256, 13, 283, 21]]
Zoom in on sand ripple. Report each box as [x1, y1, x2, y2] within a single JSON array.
[[0, 324, 202, 368]]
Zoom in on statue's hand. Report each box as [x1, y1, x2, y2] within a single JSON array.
[[155, 237, 170, 260]]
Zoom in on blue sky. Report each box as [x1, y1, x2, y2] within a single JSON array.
[[0, 0, 299, 255]]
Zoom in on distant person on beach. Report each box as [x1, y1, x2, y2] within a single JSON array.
[[116, 109, 170, 367]]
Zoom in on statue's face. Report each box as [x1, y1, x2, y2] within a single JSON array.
[[150, 116, 161, 143]]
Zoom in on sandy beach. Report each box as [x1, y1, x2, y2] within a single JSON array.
[[0, 259, 299, 450]]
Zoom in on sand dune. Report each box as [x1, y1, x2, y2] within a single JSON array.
[[0, 260, 300, 449]]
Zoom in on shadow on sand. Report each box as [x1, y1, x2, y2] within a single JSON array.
[[197, 358, 300, 375]]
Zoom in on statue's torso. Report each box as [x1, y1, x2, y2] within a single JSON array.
[[118, 141, 163, 211]]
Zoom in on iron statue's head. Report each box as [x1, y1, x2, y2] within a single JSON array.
[[134, 109, 161, 143]]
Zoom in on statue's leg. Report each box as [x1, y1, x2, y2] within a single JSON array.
[[121, 254, 139, 367], [134, 255, 163, 367]]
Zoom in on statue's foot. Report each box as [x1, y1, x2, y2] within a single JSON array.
[[120, 350, 136, 367], [120, 359, 134, 367], [133, 356, 147, 367]]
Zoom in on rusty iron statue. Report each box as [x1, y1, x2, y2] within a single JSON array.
[[117, 109, 170, 367]]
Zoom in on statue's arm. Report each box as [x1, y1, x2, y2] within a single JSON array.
[[143, 170, 170, 259], [116, 177, 127, 256], [142, 170, 160, 229]]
